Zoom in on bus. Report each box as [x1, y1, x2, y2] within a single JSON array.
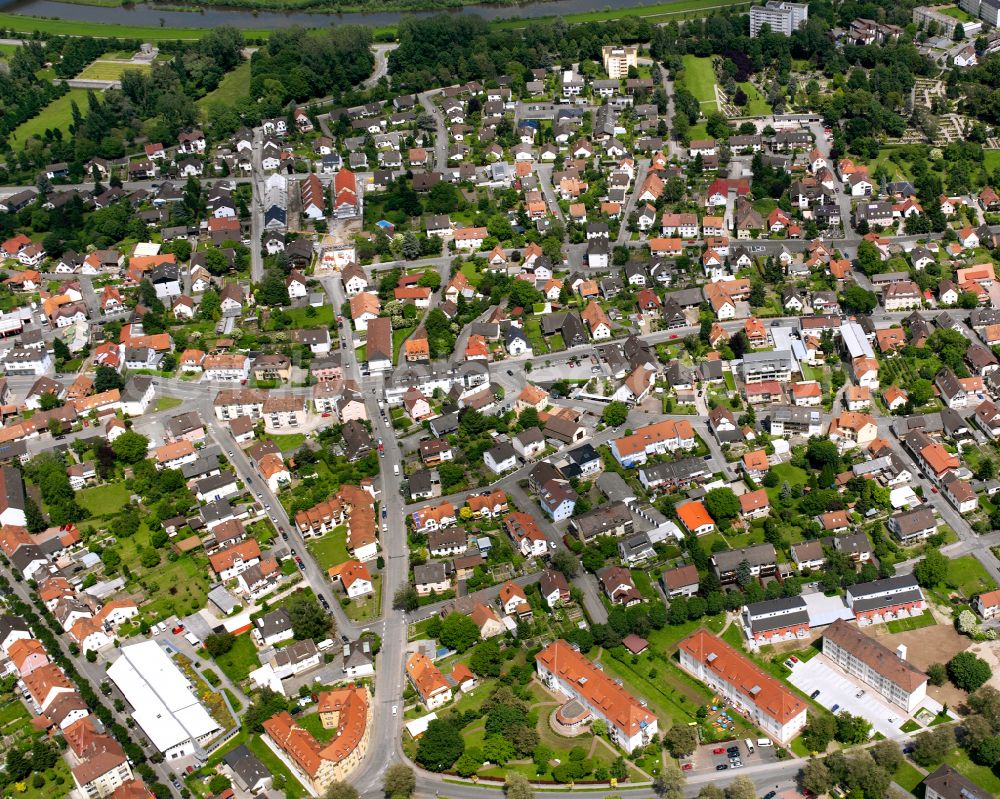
[[744, 738, 755, 756]]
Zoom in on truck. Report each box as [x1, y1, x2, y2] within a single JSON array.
[[744, 738, 755, 756], [184, 631, 201, 648]]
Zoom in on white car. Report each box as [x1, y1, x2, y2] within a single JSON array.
[[392, 705, 397, 716]]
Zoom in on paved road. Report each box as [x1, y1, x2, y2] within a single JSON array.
[[364, 43, 397, 89], [418, 90, 448, 173]]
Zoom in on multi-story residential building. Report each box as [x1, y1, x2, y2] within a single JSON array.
[[601, 45, 638, 78], [742, 350, 794, 383], [846, 575, 926, 626], [677, 630, 807, 743], [405, 652, 451, 709], [262, 686, 371, 794], [750, 1, 808, 36], [536, 640, 657, 753], [741, 597, 810, 647], [66, 718, 134, 799], [202, 354, 250, 382], [570, 501, 634, 542], [610, 419, 696, 467], [262, 395, 307, 430], [887, 506, 937, 544], [213, 389, 266, 421], [973, 588, 1000, 619], [711, 543, 777, 584], [822, 619, 928, 713]]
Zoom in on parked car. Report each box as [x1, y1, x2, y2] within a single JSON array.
[[811, 689, 821, 699], [713, 748, 725, 755], [715, 764, 728, 771]]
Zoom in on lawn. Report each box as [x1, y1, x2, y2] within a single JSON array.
[[939, 5, 973, 20], [944, 555, 997, 598], [77, 59, 151, 80], [892, 760, 924, 793], [460, 261, 483, 287], [76, 482, 130, 518], [682, 55, 717, 113], [246, 736, 306, 799], [344, 574, 382, 622], [297, 711, 337, 743], [943, 746, 1000, 795], [306, 526, 351, 571], [279, 304, 333, 328], [154, 396, 184, 412], [0, 43, 19, 58], [884, 613, 936, 634], [736, 81, 770, 116], [18, 758, 73, 799], [393, 325, 416, 364], [266, 433, 307, 452], [198, 59, 252, 113], [213, 633, 260, 684], [12, 89, 91, 146], [492, 0, 749, 29], [985, 150, 1000, 173]]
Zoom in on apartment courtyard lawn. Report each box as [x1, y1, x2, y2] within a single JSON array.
[[306, 526, 351, 571]]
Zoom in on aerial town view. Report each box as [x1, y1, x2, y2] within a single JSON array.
[[4, 1, 1000, 799]]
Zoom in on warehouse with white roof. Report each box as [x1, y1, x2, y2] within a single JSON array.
[[107, 640, 222, 760]]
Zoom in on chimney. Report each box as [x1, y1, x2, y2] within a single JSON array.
[[896, 644, 907, 661]]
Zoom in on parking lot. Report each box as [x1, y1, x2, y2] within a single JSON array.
[[787, 654, 907, 739], [683, 738, 781, 775]]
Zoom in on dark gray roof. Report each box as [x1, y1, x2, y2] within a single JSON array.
[[223, 745, 271, 789]]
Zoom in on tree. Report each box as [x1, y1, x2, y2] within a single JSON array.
[[324, 783, 359, 799], [94, 365, 124, 393], [258, 270, 290, 307], [287, 593, 329, 641], [871, 740, 903, 774], [25, 497, 46, 533], [439, 613, 480, 653], [927, 663, 948, 686], [112, 431, 150, 464], [204, 632, 235, 657], [954, 22, 965, 40], [505, 773, 534, 799], [402, 231, 421, 260], [704, 487, 740, 523], [483, 735, 516, 765], [469, 639, 504, 678], [53, 337, 71, 365], [244, 688, 288, 732], [969, 686, 1000, 731], [651, 761, 685, 799], [910, 378, 934, 406], [912, 727, 955, 767], [663, 723, 698, 757], [972, 736, 1000, 766], [550, 549, 579, 578], [914, 550, 948, 587], [801, 713, 836, 752], [948, 651, 992, 692], [725, 777, 757, 799], [697, 787, 724, 799], [842, 284, 878, 314], [415, 719, 464, 771], [835, 712, 872, 744], [393, 585, 419, 611], [855, 239, 881, 276], [800, 759, 832, 796], [602, 401, 628, 427]]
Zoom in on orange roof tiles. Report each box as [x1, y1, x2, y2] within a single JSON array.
[[406, 652, 449, 702], [679, 629, 806, 725], [677, 501, 714, 531], [536, 640, 656, 738]]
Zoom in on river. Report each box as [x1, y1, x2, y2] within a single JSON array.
[[1, 0, 673, 29]]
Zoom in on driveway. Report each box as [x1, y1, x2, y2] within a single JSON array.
[[787, 654, 911, 740]]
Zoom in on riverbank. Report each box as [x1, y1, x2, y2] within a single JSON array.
[[0, 0, 748, 37]]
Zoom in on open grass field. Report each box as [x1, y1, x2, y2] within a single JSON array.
[[682, 55, 717, 113], [985, 150, 1000, 173], [213, 633, 260, 683], [271, 304, 333, 329], [0, 12, 247, 40], [11, 88, 90, 145], [77, 59, 151, 80], [198, 59, 252, 113], [944, 554, 997, 597], [266, 433, 306, 452], [492, 0, 750, 28], [0, 43, 20, 58], [76, 482, 131, 518], [884, 613, 936, 634], [892, 760, 924, 793]]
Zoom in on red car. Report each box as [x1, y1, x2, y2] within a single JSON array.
[[790, 656, 799, 663], [682, 764, 693, 771], [713, 748, 725, 754], [172, 625, 184, 634]]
